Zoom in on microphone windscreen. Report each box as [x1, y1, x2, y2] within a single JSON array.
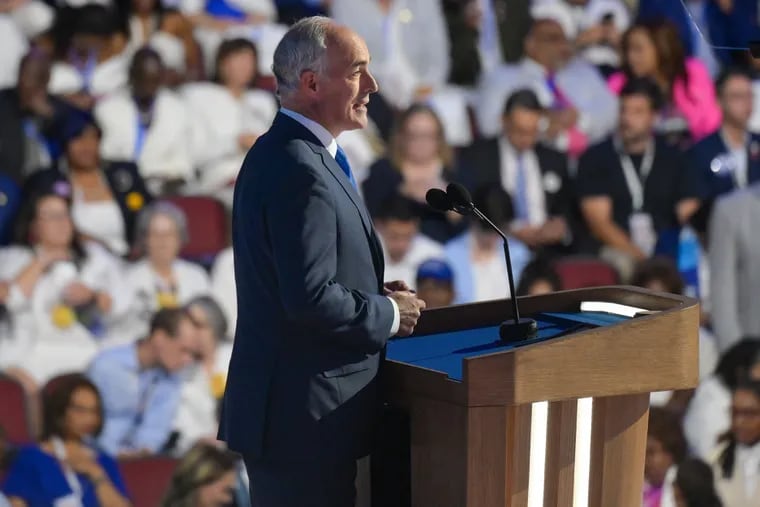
[[446, 182, 473, 207], [425, 188, 453, 212]]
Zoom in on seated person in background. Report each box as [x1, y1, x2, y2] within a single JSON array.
[[568, 0, 630, 78], [113, 201, 210, 344], [710, 378, 760, 507], [48, 5, 131, 108], [515, 256, 561, 297], [458, 88, 574, 254], [96, 48, 193, 196], [709, 183, 760, 352], [0, 49, 78, 185], [476, 2, 618, 158], [161, 442, 243, 507], [608, 19, 720, 146], [690, 68, 760, 203], [631, 256, 718, 412], [644, 407, 687, 507], [88, 307, 200, 457], [24, 110, 152, 257], [684, 341, 760, 461], [2, 375, 130, 507], [0, 172, 21, 247], [363, 104, 465, 244], [374, 195, 444, 291], [210, 246, 236, 337], [181, 38, 277, 206], [673, 458, 723, 507], [444, 185, 531, 304], [172, 296, 231, 455], [415, 259, 455, 310], [577, 77, 699, 281], [0, 186, 129, 392]]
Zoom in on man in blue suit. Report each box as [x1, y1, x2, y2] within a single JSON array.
[[689, 67, 760, 203], [218, 16, 426, 507]]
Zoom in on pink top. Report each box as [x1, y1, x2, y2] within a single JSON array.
[[607, 57, 722, 142]]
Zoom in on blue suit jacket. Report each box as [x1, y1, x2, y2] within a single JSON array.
[[218, 113, 395, 462], [688, 130, 760, 201]]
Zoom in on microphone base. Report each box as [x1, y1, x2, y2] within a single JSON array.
[[499, 318, 538, 343]]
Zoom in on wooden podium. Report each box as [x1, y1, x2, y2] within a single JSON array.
[[381, 286, 699, 507]]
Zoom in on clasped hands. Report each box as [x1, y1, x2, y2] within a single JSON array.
[[384, 280, 426, 337]]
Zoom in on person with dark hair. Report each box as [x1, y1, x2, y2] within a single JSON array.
[[22, 109, 152, 257], [2, 375, 131, 507], [688, 67, 760, 206], [444, 185, 531, 304], [161, 442, 242, 507], [608, 19, 720, 145], [685, 341, 760, 461], [515, 256, 561, 297], [458, 87, 575, 254], [710, 379, 760, 506], [0, 186, 128, 394], [0, 49, 79, 185], [576, 76, 700, 281], [373, 194, 444, 291], [476, 2, 617, 157], [181, 38, 277, 206], [673, 458, 723, 507], [415, 258, 455, 310], [95, 47, 192, 197], [644, 407, 687, 507], [87, 307, 201, 457], [363, 103, 464, 243]]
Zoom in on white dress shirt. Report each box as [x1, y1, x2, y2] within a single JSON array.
[[280, 108, 401, 336], [380, 233, 444, 291], [498, 137, 547, 227]]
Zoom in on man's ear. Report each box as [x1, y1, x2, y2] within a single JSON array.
[[299, 70, 319, 95]]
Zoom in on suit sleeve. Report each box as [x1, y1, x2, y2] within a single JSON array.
[[708, 196, 742, 352], [266, 163, 395, 353]]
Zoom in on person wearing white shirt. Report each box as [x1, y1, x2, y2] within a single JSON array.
[[96, 48, 193, 195], [181, 38, 277, 205], [477, 2, 617, 157], [374, 195, 444, 291], [210, 246, 236, 337], [710, 380, 760, 507], [111, 201, 210, 345], [0, 14, 29, 89]]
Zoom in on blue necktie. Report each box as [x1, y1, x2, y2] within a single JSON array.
[[335, 145, 358, 190], [514, 154, 529, 221]]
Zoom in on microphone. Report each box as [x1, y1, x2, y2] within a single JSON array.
[[445, 183, 538, 343], [425, 188, 453, 213]]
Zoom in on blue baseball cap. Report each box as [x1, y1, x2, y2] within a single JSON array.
[[416, 258, 453, 282]]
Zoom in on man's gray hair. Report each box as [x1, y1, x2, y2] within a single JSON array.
[[271, 16, 333, 99]]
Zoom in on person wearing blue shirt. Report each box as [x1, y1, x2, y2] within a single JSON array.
[[0, 172, 21, 246], [2, 375, 131, 507], [87, 307, 200, 457]]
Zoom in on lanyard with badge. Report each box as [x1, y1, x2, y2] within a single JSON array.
[[51, 437, 85, 507], [616, 138, 657, 256]]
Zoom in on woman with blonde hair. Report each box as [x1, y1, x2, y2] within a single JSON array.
[[161, 443, 241, 507]]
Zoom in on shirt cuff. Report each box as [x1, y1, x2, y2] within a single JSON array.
[[387, 296, 400, 337]]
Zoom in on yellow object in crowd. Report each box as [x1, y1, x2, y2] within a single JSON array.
[[210, 372, 227, 399], [156, 291, 179, 309], [51, 304, 76, 329], [125, 192, 144, 211]]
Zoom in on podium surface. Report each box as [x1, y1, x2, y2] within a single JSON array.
[[382, 286, 699, 507]]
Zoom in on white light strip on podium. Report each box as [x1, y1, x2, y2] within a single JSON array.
[[527, 401, 548, 507], [573, 397, 593, 507]]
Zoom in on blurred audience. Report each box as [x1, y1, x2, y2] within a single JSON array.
[[576, 78, 699, 281], [459, 88, 574, 254], [685, 341, 760, 461], [690, 68, 760, 204], [2, 375, 130, 507], [563, 0, 631, 77], [161, 442, 242, 507], [644, 407, 687, 507], [96, 48, 193, 195], [709, 182, 760, 352], [210, 246, 236, 338], [477, 2, 617, 157], [117, 201, 210, 343], [414, 258, 455, 309], [710, 378, 760, 507], [0, 174, 21, 247], [444, 185, 531, 303], [88, 307, 200, 457], [608, 19, 720, 146], [24, 110, 152, 257], [515, 256, 561, 297], [673, 457, 723, 507], [0, 187, 128, 392], [363, 104, 464, 243], [374, 195, 444, 291]]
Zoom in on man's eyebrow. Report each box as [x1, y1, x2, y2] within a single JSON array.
[[352, 59, 370, 68]]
